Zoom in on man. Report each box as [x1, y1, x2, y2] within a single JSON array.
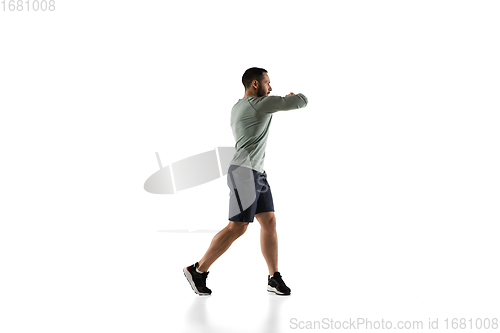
[[183, 67, 308, 296]]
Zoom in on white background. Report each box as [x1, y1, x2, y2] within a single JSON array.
[[1, 1, 499, 332]]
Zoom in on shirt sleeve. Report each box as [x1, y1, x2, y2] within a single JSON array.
[[250, 93, 308, 115]]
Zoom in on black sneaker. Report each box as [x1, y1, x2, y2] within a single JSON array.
[[183, 262, 212, 296], [267, 272, 291, 295]]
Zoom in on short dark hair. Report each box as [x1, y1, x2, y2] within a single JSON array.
[[242, 67, 267, 90]]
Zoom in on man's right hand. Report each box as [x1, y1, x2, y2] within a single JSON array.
[[285, 92, 295, 97]]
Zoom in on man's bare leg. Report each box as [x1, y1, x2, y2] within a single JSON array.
[[197, 221, 249, 272], [255, 212, 278, 275]]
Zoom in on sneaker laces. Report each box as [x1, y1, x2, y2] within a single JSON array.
[[195, 271, 209, 287], [271, 273, 287, 287]]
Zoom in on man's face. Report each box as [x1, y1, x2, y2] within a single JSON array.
[[257, 72, 272, 97]]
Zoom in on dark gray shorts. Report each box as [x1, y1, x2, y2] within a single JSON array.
[[227, 164, 275, 222]]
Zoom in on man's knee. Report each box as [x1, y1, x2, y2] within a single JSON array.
[[228, 221, 249, 237], [255, 212, 276, 230], [262, 216, 276, 230]]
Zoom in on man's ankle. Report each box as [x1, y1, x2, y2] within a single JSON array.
[[196, 262, 207, 273]]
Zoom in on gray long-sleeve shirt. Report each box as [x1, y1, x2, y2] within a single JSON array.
[[229, 93, 308, 173]]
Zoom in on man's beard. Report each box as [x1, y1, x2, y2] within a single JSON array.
[[257, 86, 267, 97]]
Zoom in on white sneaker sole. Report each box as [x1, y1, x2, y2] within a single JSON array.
[[267, 285, 290, 295], [183, 266, 211, 296]]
